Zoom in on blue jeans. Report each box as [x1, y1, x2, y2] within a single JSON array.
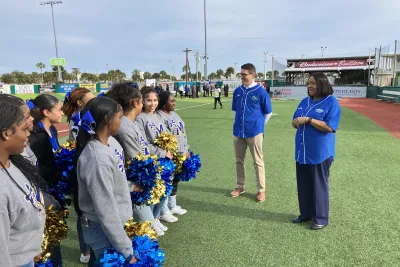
[[82, 220, 112, 265], [152, 198, 167, 218], [19, 260, 33, 267], [132, 204, 154, 224]]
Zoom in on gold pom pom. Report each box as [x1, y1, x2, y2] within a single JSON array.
[[58, 140, 76, 152], [173, 154, 186, 174], [40, 205, 69, 261], [124, 218, 158, 239], [149, 178, 166, 205], [154, 132, 178, 154]]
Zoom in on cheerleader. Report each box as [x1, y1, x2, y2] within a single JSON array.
[[135, 87, 177, 228], [107, 83, 169, 236], [157, 91, 190, 218], [28, 94, 64, 266], [73, 96, 137, 265], [0, 95, 46, 267], [62, 87, 95, 141]]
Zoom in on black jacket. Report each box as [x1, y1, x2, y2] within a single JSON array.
[[29, 123, 59, 185]]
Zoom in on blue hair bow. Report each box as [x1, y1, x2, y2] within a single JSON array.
[[26, 99, 35, 110], [97, 92, 105, 97], [81, 111, 96, 135], [71, 111, 96, 135], [63, 92, 71, 105]]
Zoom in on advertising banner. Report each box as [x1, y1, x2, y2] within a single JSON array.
[[0, 84, 11, 94], [58, 84, 76, 93], [223, 81, 242, 92], [294, 59, 368, 68], [271, 86, 367, 100], [145, 79, 156, 87], [79, 83, 96, 91], [15, 84, 35, 94]]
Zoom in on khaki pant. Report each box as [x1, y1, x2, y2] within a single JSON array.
[[233, 133, 265, 192]]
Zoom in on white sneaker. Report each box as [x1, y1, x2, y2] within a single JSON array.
[[155, 220, 168, 231], [153, 225, 165, 236], [160, 212, 178, 223], [80, 253, 90, 263], [170, 206, 187, 215]]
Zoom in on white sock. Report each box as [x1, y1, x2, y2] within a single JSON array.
[[168, 195, 177, 210]]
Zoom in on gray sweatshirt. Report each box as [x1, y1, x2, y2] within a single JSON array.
[[156, 110, 189, 154], [118, 116, 152, 158], [77, 137, 133, 259], [0, 162, 46, 267], [135, 112, 169, 158], [21, 143, 38, 167]]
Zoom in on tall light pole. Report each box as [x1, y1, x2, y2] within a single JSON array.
[[168, 59, 172, 81], [234, 62, 237, 77], [263, 52, 268, 80], [204, 0, 208, 81], [321, 46, 327, 57], [270, 54, 275, 86], [40, 1, 63, 82]]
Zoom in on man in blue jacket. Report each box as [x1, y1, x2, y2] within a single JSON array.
[[230, 63, 272, 202]]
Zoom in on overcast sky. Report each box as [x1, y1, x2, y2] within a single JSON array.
[[1, 0, 399, 76]]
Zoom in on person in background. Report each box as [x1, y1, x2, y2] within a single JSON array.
[[224, 84, 229, 97], [28, 94, 64, 266], [213, 84, 223, 109], [0, 94, 47, 267], [74, 97, 137, 265], [291, 72, 341, 230], [62, 87, 95, 142], [166, 84, 170, 92], [230, 63, 273, 203]]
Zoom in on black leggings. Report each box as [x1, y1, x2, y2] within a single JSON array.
[[171, 176, 180, 196]]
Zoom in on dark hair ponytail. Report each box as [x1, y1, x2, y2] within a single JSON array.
[[30, 94, 60, 124], [63, 87, 92, 122], [71, 97, 122, 215], [157, 91, 172, 110], [106, 82, 141, 113]]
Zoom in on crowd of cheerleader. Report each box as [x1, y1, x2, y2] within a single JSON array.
[[0, 82, 201, 267]]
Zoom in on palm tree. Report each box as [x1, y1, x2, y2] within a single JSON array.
[[159, 70, 168, 80], [31, 72, 39, 83], [36, 62, 46, 83], [71, 68, 80, 82], [98, 73, 109, 82], [216, 69, 224, 79], [225, 67, 235, 79], [208, 72, 217, 80], [131, 69, 142, 82], [257, 73, 264, 79], [143, 72, 152, 79], [114, 70, 126, 82]]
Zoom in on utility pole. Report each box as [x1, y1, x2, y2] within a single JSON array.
[[183, 48, 192, 83], [195, 51, 200, 82], [40, 1, 63, 82], [392, 40, 397, 86], [263, 52, 268, 80], [204, 0, 208, 81], [234, 62, 237, 76], [368, 48, 371, 86], [169, 59, 172, 81], [270, 55, 275, 87], [321, 46, 327, 57]]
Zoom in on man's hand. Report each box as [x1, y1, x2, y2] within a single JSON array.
[[186, 151, 191, 158], [292, 117, 309, 127], [129, 255, 138, 264], [166, 152, 172, 159]]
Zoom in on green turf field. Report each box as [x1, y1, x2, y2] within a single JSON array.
[[41, 95, 400, 266]]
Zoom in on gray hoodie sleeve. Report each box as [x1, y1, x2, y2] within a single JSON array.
[[120, 130, 142, 159], [136, 114, 168, 158], [0, 212, 12, 266], [86, 164, 133, 259]]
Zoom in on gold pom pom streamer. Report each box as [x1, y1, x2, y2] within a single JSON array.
[[57, 140, 76, 152], [154, 132, 178, 154], [173, 154, 186, 174], [40, 205, 69, 262], [124, 218, 158, 240], [149, 178, 166, 205]]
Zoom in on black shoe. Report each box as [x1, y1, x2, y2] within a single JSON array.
[[220, 106, 223, 109], [310, 223, 327, 230], [292, 217, 311, 223]]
